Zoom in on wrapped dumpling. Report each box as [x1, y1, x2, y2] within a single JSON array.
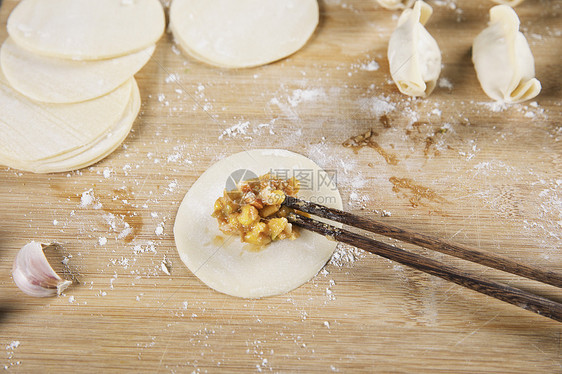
[[377, 0, 415, 10], [472, 5, 541, 103], [387, 1, 441, 97]]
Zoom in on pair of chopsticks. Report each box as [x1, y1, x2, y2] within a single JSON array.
[[283, 197, 562, 322]]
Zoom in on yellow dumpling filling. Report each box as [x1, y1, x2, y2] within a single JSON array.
[[212, 173, 300, 247]]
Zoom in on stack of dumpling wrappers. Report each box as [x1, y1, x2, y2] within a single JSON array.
[[0, 0, 165, 173]]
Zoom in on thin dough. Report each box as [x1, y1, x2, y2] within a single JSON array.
[[174, 149, 343, 298], [170, 0, 319, 68], [472, 5, 540, 103], [377, 0, 415, 10], [0, 72, 133, 165], [1, 37, 154, 103], [0, 80, 140, 173], [387, 1, 441, 97], [7, 0, 164, 60]]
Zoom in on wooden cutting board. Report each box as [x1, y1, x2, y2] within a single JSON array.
[[1, 0, 560, 372]]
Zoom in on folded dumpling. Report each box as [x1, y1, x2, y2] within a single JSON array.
[[472, 5, 541, 103], [387, 1, 441, 97], [377, 0, 414, 10]]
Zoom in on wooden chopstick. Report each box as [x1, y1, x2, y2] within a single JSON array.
[[284, 197, 562, 288], [283, 200, 562, 322]]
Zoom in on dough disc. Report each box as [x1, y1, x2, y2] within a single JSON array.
[[0, 72, 133, 166], [0, 79, 141, 173], [7, 0, 165, 59], [1, 37, 154, 103], [170, 0, 319, 68], [174, 149, 342, 298]]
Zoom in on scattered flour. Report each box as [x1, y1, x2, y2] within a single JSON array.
[[329, 243, 367, 267], [287, 88, 326, 107], [80, 189, 94, 207], [219, 121, 250, 140], [478, 101, 508, 112], [438, 77, 453, 90], [6, 341, 20, 350], [358, 96, 396, 117], [79, 189, 102, 209], [360, 60, 380, 71], [165, 73, 179, 84]]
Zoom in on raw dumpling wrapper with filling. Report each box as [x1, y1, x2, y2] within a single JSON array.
[[174, 149, 343, 298], [387, 1, 441, 97], [472, 5, 540, 103]]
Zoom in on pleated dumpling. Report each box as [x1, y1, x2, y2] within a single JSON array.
[[387, 1, 441, 97], [472, 5, 541, 103]]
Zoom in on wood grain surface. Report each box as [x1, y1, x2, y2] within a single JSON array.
[[1, 0, 561, 372]]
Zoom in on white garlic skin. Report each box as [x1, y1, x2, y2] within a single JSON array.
[[12, 241, 72, 297]]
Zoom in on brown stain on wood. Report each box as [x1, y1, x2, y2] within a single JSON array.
[[389, 177, 447, 208], [424, 137, 439, 157], [342, 126, 399, 165], [380, 115, 391, 129], [404, 122, 453, 158]]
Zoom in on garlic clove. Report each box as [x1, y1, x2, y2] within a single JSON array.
[[12, 241, 72, 297]]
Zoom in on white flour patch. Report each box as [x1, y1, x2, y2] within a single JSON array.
[[219, 121, 250, 140], [133, 241, 157, 254], [329, 243, 366, 267], [478, 101, 508, 112], [358, 96, 396, 117], [438, 77, 453, 90], [268, 87, 327, 122], [360, 60, 380, 71], [165, 73, 179, 84], [155, 223, 164, 236], [80, 189, 102, 209], [287, 88, 326, 107]]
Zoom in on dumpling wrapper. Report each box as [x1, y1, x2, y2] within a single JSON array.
[[472, 5, 541, 103], [170, 0, 319, 68], [0, 71, 133, 165], [1, 37, 154, 103], [387, 1, 441, 97], [0, 79, 140, 173], [377, 0, 415, 10], [7, 0, 164, 60], [174, 149, 343, 298]]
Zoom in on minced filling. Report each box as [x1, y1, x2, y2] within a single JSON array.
[[212, 173, 300, 246]]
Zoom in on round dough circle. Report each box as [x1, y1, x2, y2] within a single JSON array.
[[174, 149, 342, 298], [0, 71, 133, 165], [1, 37, 154, 103], [170, 0, 319, 68], [0, 79, 141, 173], [7, 0, 165, 59]]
